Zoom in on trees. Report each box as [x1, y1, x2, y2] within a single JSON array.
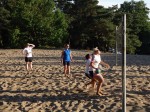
[[117, 0, 149, 54], [0, 0, 11, 48], [0, 0, 68, 48], [0, 0, 150, 54], [138, 21, 150, 54], [59, 0, 115, 51]]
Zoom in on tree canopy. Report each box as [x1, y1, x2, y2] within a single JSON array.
[[0, 0, 150, 54]]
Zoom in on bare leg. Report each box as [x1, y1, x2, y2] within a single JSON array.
[[97, 82, 103, 95], [26, 62, 29, 71], [93, 74, 104, 95], [64, 65, 68, 77], [29, 62, 33, 70], [85, 80, 93, 87], [67, 66, 70, 74], [85, 79, 96, 90], [92, 80, 96, 89], [67, 65, 71, 77]]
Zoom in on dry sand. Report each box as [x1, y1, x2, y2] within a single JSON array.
[[0, 49, 149, 112]]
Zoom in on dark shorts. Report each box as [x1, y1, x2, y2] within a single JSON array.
[[85, 71, 93, 79], [63, 61, 70, 66], [25, 57, 32, 62]]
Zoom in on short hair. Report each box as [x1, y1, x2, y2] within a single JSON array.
[[85, 54, 90, 60], [64, 44, 69, 47], [26, 43, 29, 47]]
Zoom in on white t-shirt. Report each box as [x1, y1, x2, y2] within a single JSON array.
[[85, 59, 93, 74], [92, 54, 101, 70], [23, 47, 33, 57]]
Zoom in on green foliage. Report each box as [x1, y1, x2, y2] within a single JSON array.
[[138, 22, 150, 54], [126, 34, 142, 54], [11, 28, 21, 47], [0, 5, 11, 48], [62, 0, 115, 51], [0, 0, 150, 54], [117, 0, 149, 54], [0, 0, 68, 48]]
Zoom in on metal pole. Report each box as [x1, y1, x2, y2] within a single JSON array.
[[115, 26, 118, 66], [122, 13, 126, 112]]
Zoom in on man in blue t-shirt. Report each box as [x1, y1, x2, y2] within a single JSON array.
[[61, 44, 73, 77]]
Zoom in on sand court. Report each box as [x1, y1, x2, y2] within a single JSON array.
[[0, 49, 150, 112]]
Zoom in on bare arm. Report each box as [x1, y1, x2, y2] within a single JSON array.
[[61, 50, 64, 58], [90, 60, 97, 69], [90, 55, 96, 69], [22, 49, 25, 55], [100, 61, 110, 69], [28, 43, 35, 48], [70, 51, 73, 61], [61, 50, 64, 62]]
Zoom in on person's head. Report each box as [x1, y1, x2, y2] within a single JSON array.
[[85, 54, 91, 60], [93, 47, 101, 55], [65, 44, 70, 49], [26, 43, 29, 47], [26, 43, 32, 47]]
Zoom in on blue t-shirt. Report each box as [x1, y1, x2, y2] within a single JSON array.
[[63, 49, 71, 61]]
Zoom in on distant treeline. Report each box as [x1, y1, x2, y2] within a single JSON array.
[[0, 0, 150, 54]]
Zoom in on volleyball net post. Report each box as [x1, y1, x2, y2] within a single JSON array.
[[122, 13, 126, 112]]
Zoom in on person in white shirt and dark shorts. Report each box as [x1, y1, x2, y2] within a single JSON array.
[[23, 43, 35, 71]]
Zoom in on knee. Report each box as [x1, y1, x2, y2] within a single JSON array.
[[99, 77, 104, 83], [101, 78, 104, 83]]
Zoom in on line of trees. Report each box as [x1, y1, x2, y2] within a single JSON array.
[[0, 0, 150, 54]]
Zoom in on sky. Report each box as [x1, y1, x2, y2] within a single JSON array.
[[98, 0, 150, 18]]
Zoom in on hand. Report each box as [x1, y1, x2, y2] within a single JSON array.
[[106, 64, 110, 70]]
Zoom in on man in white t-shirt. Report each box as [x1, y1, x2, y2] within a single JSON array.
[[23, 43, 35, 71]]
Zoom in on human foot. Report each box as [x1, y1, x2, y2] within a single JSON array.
[[96, 92, 103, 96]]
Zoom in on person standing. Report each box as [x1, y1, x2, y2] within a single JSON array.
[[61, 44, 73, 78], [84, 54, 95, 89], [91, 47, 110, 96], [23, 43, 35, 71]]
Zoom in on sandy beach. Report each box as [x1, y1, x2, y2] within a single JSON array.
[[0, 49, 149, 112]]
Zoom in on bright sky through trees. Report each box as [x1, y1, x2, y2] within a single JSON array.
[[98, 0, 150, 17]]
